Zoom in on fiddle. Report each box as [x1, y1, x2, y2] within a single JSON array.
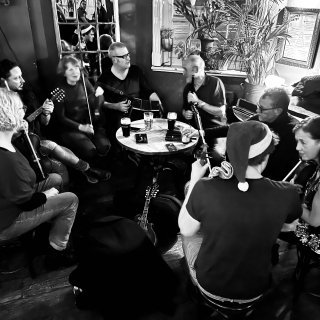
[[282, 160, 317, 194], [13, 122, 51, 181]]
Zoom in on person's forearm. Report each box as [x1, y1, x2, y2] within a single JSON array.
[[301, 205, 320, 227], [198, 100, 224, 117], [103, 101, 119, 111]]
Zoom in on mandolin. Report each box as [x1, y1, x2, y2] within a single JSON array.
[[25, 88, 65, 123], [135, 183, 159, 246]]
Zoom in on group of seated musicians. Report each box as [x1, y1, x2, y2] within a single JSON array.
[[0, 41, 320, 314]]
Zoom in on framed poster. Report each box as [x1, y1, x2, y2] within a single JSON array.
[[277, 7, 320, 68]]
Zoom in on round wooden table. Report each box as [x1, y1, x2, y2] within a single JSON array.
[[116, 118, 199, 156]]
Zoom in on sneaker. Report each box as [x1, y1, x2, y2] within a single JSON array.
[[82, 168, 99, 184], [87, 167, 111, 181]]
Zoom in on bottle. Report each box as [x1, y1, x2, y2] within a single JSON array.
[[68, 0, 74, 17]]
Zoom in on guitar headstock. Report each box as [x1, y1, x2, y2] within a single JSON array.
[[50, 88, 65, 103], [145, 183, 159, 199]]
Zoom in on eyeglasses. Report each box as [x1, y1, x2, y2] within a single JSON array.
[[113, 53, 130, 59], [257, 104, 279, 112]]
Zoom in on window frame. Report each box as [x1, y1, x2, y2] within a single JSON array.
[[52, 0, 120, 75], [151, 0, 246, 78]]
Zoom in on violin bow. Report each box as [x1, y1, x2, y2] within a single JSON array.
[[75, 17, 94, 129], [80, 70, 94, 127]]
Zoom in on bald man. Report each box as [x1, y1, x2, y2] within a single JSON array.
[[182, 55, 226, 129]]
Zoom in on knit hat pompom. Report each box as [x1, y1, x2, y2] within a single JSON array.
[[227, 121, 272, 192]]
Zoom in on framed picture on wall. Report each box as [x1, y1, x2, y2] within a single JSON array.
[[277, 7, 320, 68]]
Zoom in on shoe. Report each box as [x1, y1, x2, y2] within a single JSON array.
[[45, 246, 77, 271], [87, 167, 111, 181], [82, 169, 99, 184]]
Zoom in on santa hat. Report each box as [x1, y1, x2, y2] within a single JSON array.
[[227, 121, 273, 192]]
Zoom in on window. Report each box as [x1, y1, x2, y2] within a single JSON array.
[[52, 0, 120, 79], [152, 0, 246, 77]]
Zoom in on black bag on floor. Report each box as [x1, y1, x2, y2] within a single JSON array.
[[69, 216, 178, 319]]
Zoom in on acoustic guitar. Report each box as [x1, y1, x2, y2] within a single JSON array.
[[135, 183, 159, 246]]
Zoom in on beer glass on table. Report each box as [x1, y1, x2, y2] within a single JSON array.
[[120, 117, 131, 137], [144, 112, 153, 130], [167, 112, 177, 131]]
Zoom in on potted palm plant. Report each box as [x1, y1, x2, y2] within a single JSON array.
[[174, 0, 230, 65], [220, 0, 290, 103], [174, 0, 290, 103]]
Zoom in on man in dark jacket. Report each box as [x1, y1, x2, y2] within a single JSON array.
[[204, 87, 299, 181], [249, 87, 299, 181]]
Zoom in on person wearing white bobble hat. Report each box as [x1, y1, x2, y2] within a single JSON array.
[[178, 120, 302, 313]]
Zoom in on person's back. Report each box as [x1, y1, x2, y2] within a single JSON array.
[[190, 176, 300, 298], [179, 121, 302, 305]]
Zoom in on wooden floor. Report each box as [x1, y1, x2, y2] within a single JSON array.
[[1, 155, 320, 319], [1, 237, 320, 320]]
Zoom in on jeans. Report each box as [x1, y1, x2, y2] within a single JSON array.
[[40, 140, 90, 186], [182, 233, 203, 286], [0, 173, 78, 250]]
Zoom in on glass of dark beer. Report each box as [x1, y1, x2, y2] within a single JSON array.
[[167, 112, 177, 131], [120, 117, 131, 137]]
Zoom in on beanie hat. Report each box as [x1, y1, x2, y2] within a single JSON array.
[[226, 121, 273, 192]]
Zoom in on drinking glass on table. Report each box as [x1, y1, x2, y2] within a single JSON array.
[[144, 112, 153, 130], [167, 112, 177, 131], [120, 117, 131, 137]]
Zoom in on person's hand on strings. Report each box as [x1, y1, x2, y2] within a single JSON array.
[[182, 109, 193, 120], [117, 100, 131, 113], [187, 92, 199, 104]]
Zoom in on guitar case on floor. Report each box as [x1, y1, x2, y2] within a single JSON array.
[[69, 215, 178, 319]]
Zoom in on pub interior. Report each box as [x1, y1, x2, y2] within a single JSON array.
[[1, 0, 320, 319]]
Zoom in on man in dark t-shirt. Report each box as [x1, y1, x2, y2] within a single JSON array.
[[179, 121, 301, 307], [181, 55, 226, 130], [96, 42, 162, 139]]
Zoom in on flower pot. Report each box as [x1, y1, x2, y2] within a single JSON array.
[[241, 80, 266, 105], [161, 38, 173, 52]]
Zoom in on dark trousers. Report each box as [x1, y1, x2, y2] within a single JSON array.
[[59, 127, 110, 164]]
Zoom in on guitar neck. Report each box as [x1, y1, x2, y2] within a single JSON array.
[[26, 106, 43, 123], [142, 198, 151, 216]]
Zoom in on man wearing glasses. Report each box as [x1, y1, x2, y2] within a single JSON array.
[[204, 87, 299, 181], [250, 87, 299, 180], [96, 42, 161, 141]]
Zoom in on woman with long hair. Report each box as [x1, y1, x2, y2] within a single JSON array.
[[293, 116, 320, 253]]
